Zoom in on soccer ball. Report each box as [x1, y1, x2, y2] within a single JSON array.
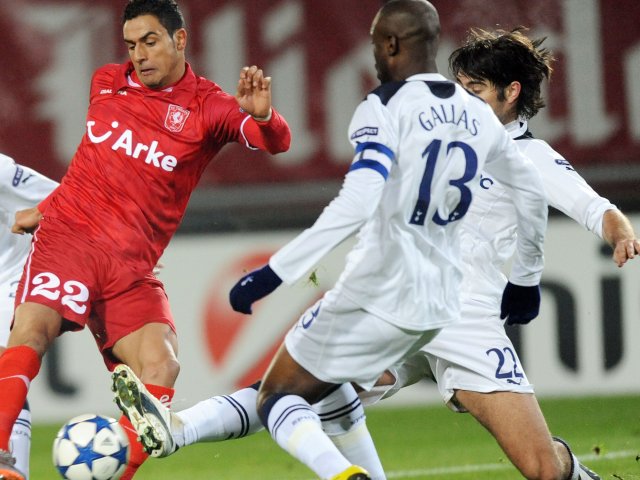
[[52, 414, 130, 480]]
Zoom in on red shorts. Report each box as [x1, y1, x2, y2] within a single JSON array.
[[15, 217, 175, 369]]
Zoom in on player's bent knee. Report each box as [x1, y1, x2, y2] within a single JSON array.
[[139, 356, 180, 386]]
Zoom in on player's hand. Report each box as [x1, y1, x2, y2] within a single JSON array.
[[500, 282, 541, 325], [611, 238, 640, 267], [12, 207, 43, 235], [229, 264, 282, 314], [236, 65, 272, 121]]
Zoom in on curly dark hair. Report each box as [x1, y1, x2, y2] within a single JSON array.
[[449, 27, 554, 119], [122, 0, 185, 37]]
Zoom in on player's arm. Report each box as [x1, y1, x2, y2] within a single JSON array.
[[269, 96, 393, 284], [229, 166, 387, 314], [235, 65, 291, 154], [229, 97, 393, 314], [484, 128, 548, 325], [485, 131, 547, 287], [524, 143, 639, 267]]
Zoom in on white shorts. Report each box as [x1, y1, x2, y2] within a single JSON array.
[[359, 303, 534, 411], [285, 294, 439, 390], [409, 303, 534, 411]]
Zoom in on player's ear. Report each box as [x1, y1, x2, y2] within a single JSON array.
[[174, 28, 187, 52], [387, 34, 400, 56], [504, 81, 521, 106]]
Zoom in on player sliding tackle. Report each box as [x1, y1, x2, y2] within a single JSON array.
[[113, 1, 551, 479]]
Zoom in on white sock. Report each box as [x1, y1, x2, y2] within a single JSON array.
[[266, 394, 351, 479], [176, 386, 263, 447], [316, 384, 386, 480], [10, 407, 31, 479]]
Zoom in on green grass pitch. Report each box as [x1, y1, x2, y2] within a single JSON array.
[[34, 394, 640, 479]]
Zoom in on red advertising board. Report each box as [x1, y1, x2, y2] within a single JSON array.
[[0, 0, 638, 194]]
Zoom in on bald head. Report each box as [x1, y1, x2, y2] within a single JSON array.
[[371, 0, 440, 83]]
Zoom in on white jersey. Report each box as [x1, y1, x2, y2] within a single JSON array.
[[271, 74, 547, 331], [0, 153, 58, 335], [372, 119, 620, 408], [458, 118, 616, 313]]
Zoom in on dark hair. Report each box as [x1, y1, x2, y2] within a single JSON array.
[[449, 27, 554, 119], [122, 0, 185, 37]]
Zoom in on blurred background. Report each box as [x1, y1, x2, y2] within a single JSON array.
[[1, 0, 639, 422]]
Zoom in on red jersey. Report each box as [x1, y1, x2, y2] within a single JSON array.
[[40, 62, 290, 270]]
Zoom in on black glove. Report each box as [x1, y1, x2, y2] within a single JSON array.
[[229, 264, 283, 314], [500, 282, 541, 325]]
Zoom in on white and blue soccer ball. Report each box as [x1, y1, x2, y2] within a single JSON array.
[[52, 414, 130, 480]]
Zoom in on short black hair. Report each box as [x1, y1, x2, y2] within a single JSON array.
[[122, 0, 185, 37], [449, 27, 554, 119]]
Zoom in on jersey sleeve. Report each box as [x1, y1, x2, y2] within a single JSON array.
[[0, 153, 59, 212], [203, 91, 291, 154], [269, 97, 392, 284], [520, 140, 616, 239], [240, 108, 291, 154], [484, 126, 547, 287]]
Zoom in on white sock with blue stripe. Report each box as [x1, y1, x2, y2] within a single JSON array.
[[316, 384, 385, 480], [264, 394, 351, 479], [176, 383, 263, 446]]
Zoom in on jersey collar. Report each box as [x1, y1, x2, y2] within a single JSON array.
[[405, 73, 449, 82], [114, 61, 198, 108], [505, 117, 529, 140]]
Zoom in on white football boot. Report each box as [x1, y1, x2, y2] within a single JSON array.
[[111, 364, 182, 458]]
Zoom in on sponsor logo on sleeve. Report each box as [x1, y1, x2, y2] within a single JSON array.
[[350, 126, 378, 140], [12, 166, 23, 186]]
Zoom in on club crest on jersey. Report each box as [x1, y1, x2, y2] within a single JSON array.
[[165, 104, 190, 132]]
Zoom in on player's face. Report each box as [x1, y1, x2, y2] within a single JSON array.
[[456, 73, 513, 125], [123, 14, 186, 89]]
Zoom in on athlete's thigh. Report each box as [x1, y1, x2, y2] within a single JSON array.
[[286, 296, 436, 390], [93, 274, 176, 371]]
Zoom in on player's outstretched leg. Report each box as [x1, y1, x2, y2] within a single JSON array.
[[553, 437, 601, 480], [111, 364, 179, 458], [0, 449, 25, 480], [330, 465, 371, 480]]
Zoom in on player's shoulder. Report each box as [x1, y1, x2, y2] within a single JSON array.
[[516, 132, 564, 161], [92, 63, 121, 83], [194, 75, 237, 106], [89, 63, 123, 97], [194, 74, 223, 93]]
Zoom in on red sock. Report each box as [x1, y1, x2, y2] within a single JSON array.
[[119, 383, 174, 479], [0, 346, 40, 450]]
